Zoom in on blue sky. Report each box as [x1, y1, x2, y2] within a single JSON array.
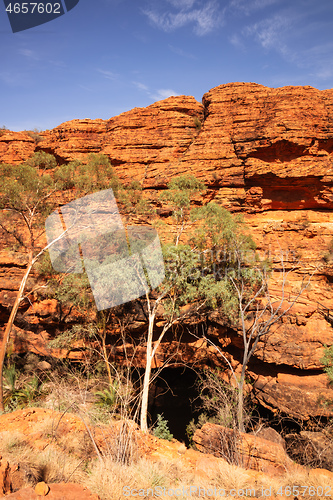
[[1, 0, 333, 131]]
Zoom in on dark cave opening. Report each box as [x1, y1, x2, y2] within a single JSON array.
[[147, 366, 202, 444]]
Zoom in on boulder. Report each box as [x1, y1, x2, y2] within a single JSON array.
[[193, 423, 293, 474], [3, 482, 100, 499]]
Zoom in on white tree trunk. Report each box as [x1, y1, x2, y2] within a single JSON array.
[[0, 255, 33, 411], [140, 312, 155, 432]]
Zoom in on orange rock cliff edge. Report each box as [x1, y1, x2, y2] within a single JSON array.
[[1, 82, 333, 421]]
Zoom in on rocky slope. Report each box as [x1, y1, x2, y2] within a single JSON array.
[[1, 82, 333, 422], [1, 407, 333, 499]]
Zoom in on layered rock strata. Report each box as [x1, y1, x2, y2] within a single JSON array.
[[1, 83, 333, 420]]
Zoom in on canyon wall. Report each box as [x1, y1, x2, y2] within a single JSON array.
[[1, 82, 333, 421]]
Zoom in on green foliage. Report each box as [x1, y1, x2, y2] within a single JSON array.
[[47, 273, 91, 310], [36, 251, 57, 278], [153, 414, 173, 441], [24, 129, 43, 144], [0, 163, 54, 214], [321, 345, 333, 383], [193, 117, 202, 131], [25, 151, 56, 170], [323, 239, 333, 264], [58, 154, 119, 194], [3, 364, 43, 410], [118, 180, 151, 214], [54, 160, 79, 189], [188, 201, 264, 322], [159, 174, 206, 243], [48, 323, 96, 349], [161, 174, 205, 212], [95, 382, 119, 410], [0, 162, 57, 254], [14, 376, 42, 406], [191, 202, 255, 253], [159, 243, 229, 318], [186, 413, 210, 446], [3, 364, 18, 394], [152, 176, 265, 326]]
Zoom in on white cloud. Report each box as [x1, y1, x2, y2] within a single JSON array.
[[244, 14, 291, 50], [97, 69, 119, 80], [237, 4, 333, 84], [168, 44, 196, 59], [132, 81, 149, 91], [229, 0, 282, 15], [0, 70, 28, 86], [152, 89, 180, 100], [79, 84, 93, 92], [229, 33, 245, 49], [132, 82, 179, 101], [143, 0, 224, 36], [166, 0, 196, 8], [18, 48, 39, 60]]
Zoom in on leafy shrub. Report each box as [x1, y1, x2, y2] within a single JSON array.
[[193, 116, 202, 130], [54, 154, 120, 194], [25, 128, 43, 144], [153, 414, 173, 441], [321, 344, 333, 384], [54, 160, 80, 189], [3, 364, 43, 410], [95, 382, 119, 410], [323, 239, 333, 264], [26, 151, 56, 170], [186, 413, 210, 446]]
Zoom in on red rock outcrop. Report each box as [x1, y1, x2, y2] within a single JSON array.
[[3, 83, 333, 211], [3, 482, 100, 499], [0, 132, 35, 165], [193, 422, 294, 475], [1, 83, 333, 420], [39, 96, 204, 185]]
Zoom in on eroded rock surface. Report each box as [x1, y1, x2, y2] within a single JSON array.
[[193, 422, 294, 475], [1, 83, 333, 420]]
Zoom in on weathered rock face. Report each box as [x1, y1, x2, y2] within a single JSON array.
[[6, 83, 333, 211], [0, 132, 35, 165], [3, 482, 100, 499], [197, 84, 333, 212], [39, 96, 204, 186], [193, 422, 294, 474], [1, 82, 333, 421]]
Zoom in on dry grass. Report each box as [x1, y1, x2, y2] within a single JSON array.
[[2, 362, 333, 499], [2, 423, 333, 500], [0, 429, 88, 487], [214, 461, 254, 492]]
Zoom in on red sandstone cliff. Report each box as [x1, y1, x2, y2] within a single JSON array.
[[1, 82, 333, 421]]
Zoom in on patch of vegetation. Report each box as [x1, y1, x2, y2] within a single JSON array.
[[25, 128, 43, 144], [321, 344, 333, 384], [54, 154, 120, 194], [118, 180, 152, 214], [323, 238, 333, 264], [25, 151, 56, 170], [3, 363, 44, 411], [153, 414, 173, 441], [95, 382, 119, 410], [193, 116, 202, 131]]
